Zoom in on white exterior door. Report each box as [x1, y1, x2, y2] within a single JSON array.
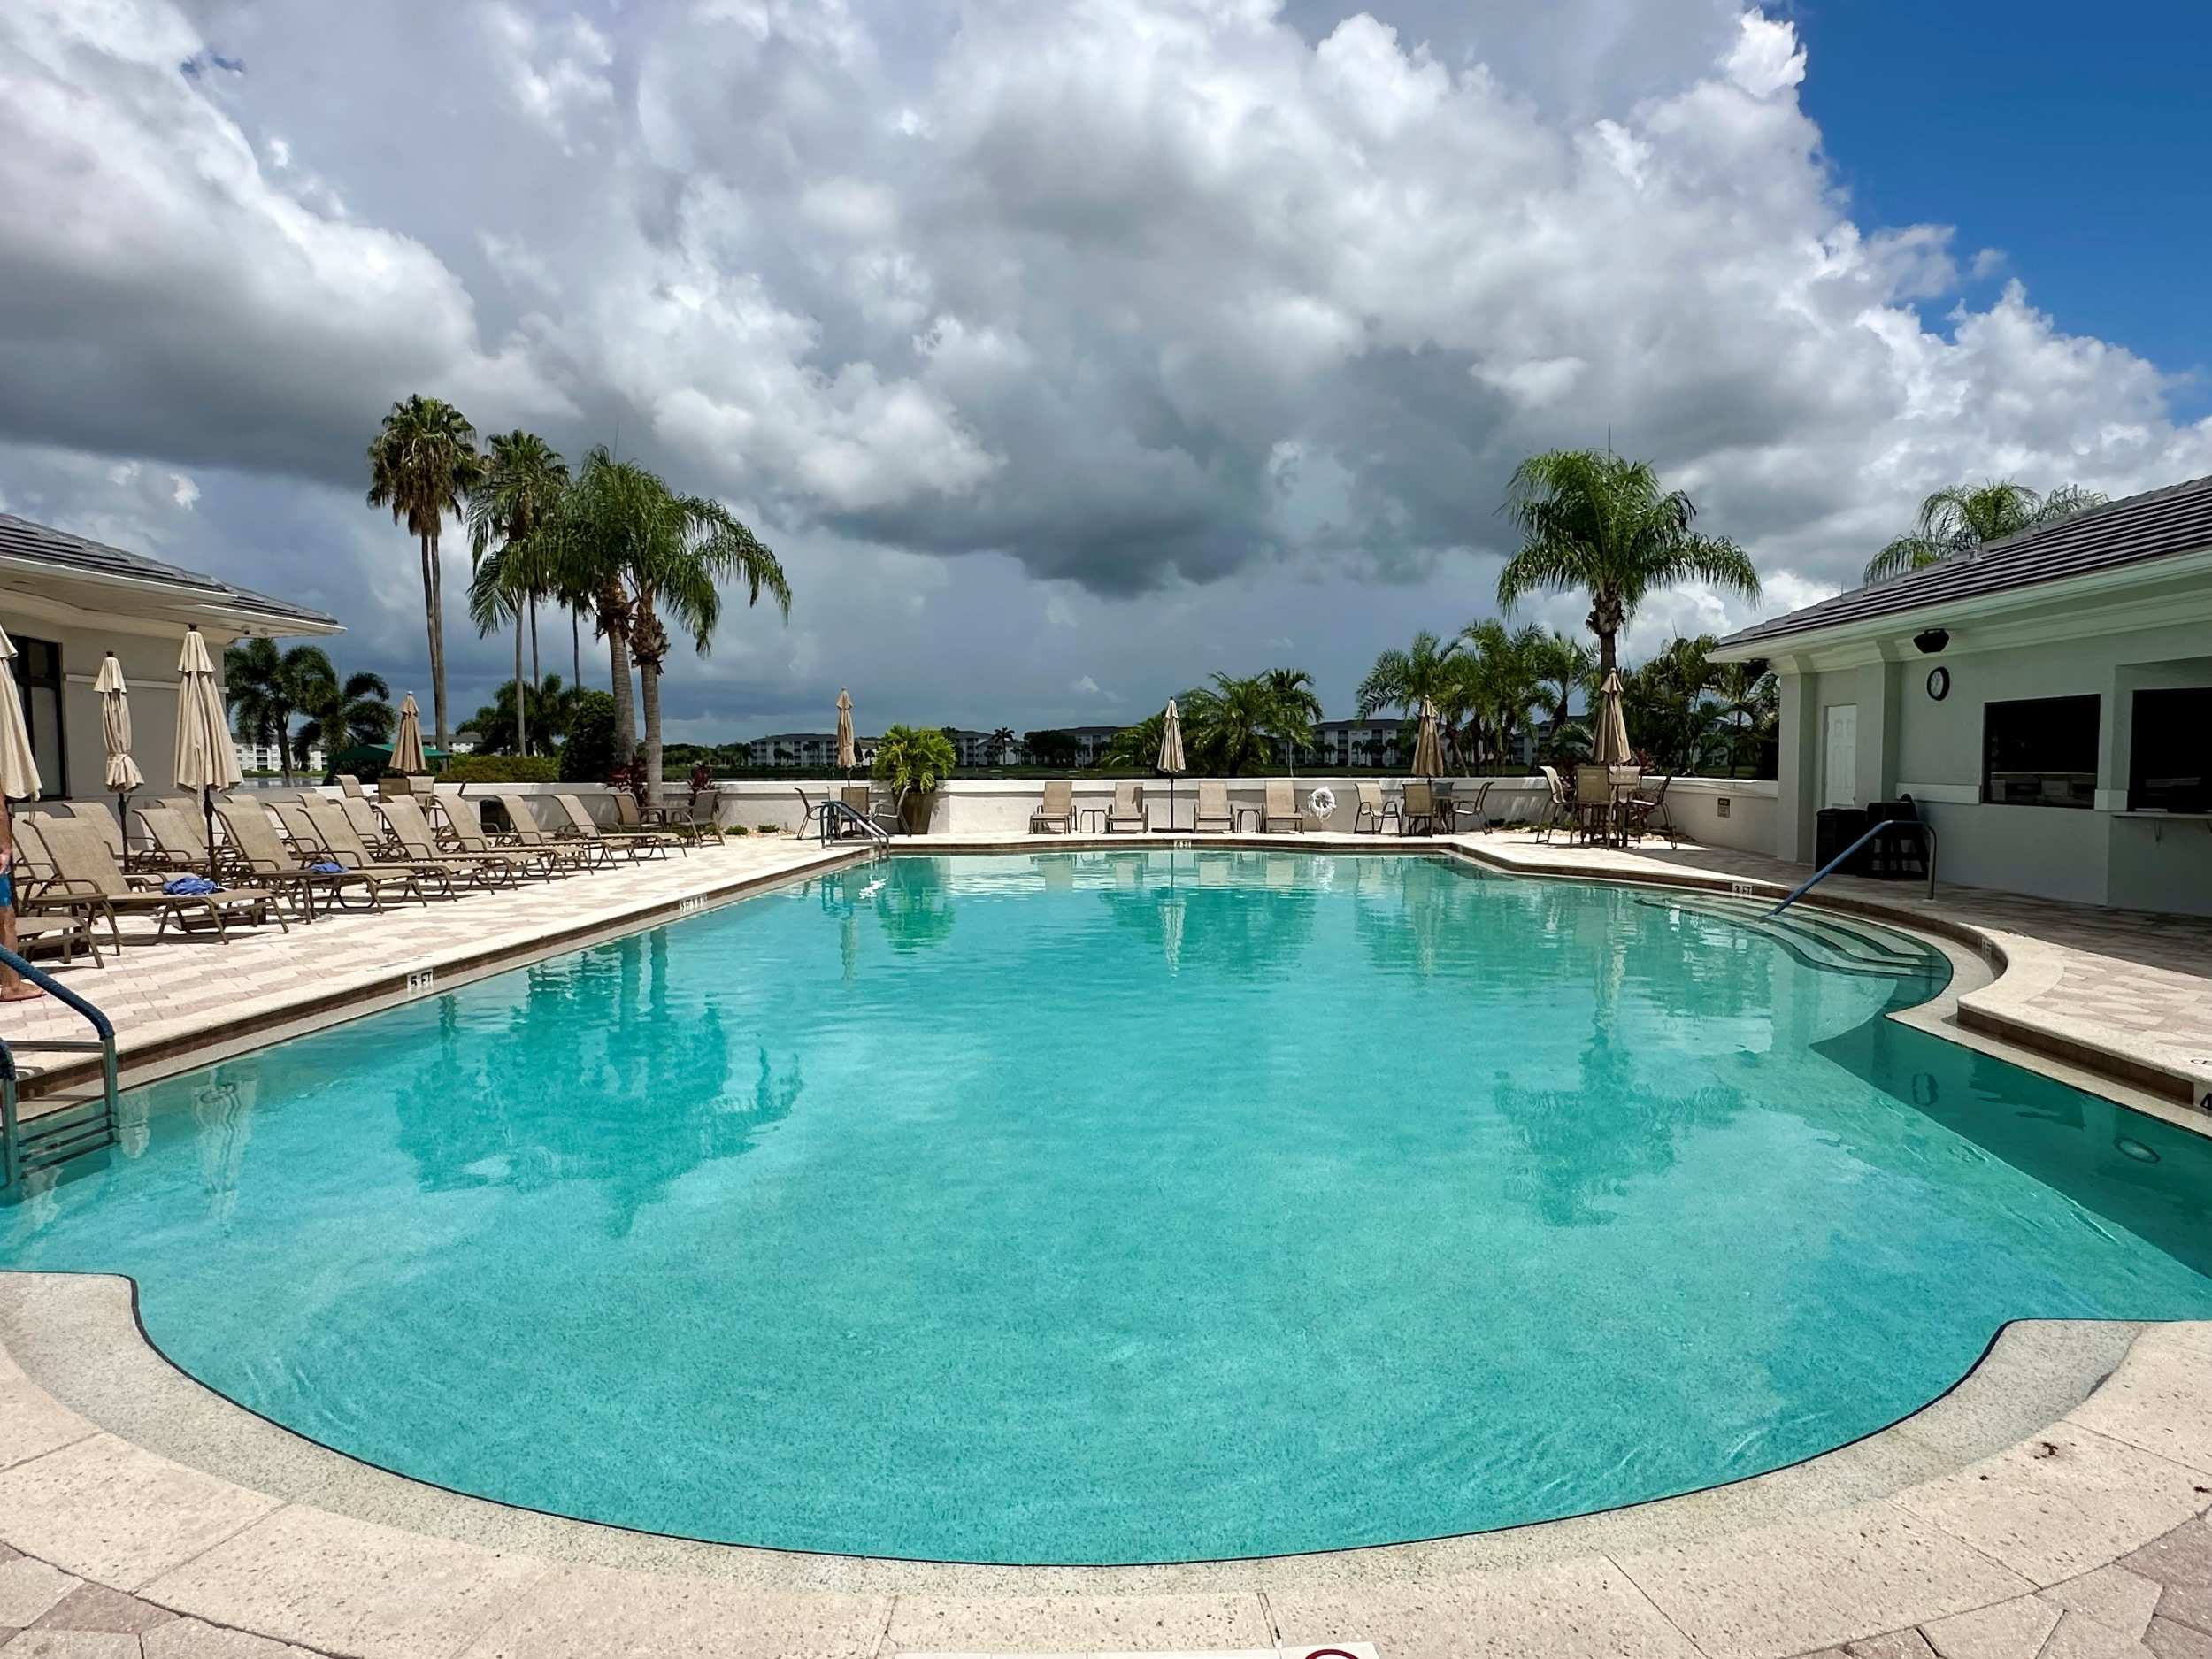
[[1823, 704, 1858, 809]]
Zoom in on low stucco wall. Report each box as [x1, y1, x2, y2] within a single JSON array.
[[699, 774, 1780, 846]]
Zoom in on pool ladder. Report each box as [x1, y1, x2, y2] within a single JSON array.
[[0, 945, 122, 1193]]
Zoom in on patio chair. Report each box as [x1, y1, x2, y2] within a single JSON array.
[[1263, 780, 1303, 833], [1535, 767, 1571, 842], [1351, 780, 1400, 836], [435, 794, 572, 879], [1624, 774, 1678, 846], [1450, 779, 1497, 834], [273, 801, 446, 903], [1571, 765, 1618, 845], [492, 794, 611, 870], [380, 797, 526, 890], [681, 789, 726, 845], [1029, 780, 1074, 834], [551, 792, 656, 861], [1106, 780, 1147, 833], [213, 799, 380, 918], [1194, 780, 1233, 834], [24, 816, 287, 946], [1402, 780, 1439, 835]]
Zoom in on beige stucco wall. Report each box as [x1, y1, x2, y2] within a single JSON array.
[[1774, 616, 2212, 915]]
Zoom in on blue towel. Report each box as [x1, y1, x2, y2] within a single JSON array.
[[309, 861, 345, 874], [163, 876, 220, 895]]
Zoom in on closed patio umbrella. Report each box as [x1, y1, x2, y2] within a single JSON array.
[[96, 652, 144, 834], [836, 688, 856, 779], [1156, 699, 1187, 833], [173, 626, 241, 879], [1409, 697, 1443, 779], [1593, 668, 1631, 766], [392, 694, 428, 775]]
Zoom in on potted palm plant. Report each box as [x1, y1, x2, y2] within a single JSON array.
[[871, 724, 956, 834]]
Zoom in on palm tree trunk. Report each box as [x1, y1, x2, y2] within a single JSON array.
[[640, 659, 663, 796], [514, 610, 527, 757], [572, 609, 581, 687], [607, 627, 636, 764], [425, 529, 450, 751], [529, 599, 541, 698]]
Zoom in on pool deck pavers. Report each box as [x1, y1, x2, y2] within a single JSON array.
[[4, 826, 2212, 1657]]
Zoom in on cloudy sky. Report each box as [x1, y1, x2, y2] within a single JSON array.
[[3, 0, 2208, 742]]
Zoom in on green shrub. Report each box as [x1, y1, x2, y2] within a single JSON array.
[[728, 824, 751, 836], [441, 754, 559, 785], [559, 691, 620, 782], [754, 823, 778, 834]]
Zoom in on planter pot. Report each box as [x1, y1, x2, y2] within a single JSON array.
[[897, 790, 936, 835]]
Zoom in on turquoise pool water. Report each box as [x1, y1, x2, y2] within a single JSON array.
[[6, 852, 2212, 1564]]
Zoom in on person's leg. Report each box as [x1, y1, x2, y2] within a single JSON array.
[[0, 875, 39, 1001]]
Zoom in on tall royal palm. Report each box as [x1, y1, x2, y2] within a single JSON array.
[[545, 448, 789, 792], [468, 432, 570, 757], [366, 395, 482, 749], [223, 639, 338, 784], [1864, 480, 2106, 584], [1496, 450, 1759, 687]]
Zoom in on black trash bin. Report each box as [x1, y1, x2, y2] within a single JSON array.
[[1816, 806, 1870, 873], [1864, 798, 1927, 881]]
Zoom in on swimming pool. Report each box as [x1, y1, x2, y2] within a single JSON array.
[[5, 851, 2210, 1565]]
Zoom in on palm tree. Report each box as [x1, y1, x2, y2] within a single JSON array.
[[1102, 712, 1167, 770], [1452, 619, 1547, 771], [1181, 673, 1286, 776], [1712, 658, 1777, 777], [468, 432, 569, 757], [1863, 479, 2108, 584], [365, 395, 482, 750], [543, 448, 790, 793], [1259, 667, 1323, 773], [987, 726, 1019, 766], [223, 639, 337, 784], [296, 668, 395, 768], [1529, 630, 1594, 752], [1496, 449, 1759, 690], [1356, 630, 1462, 722]]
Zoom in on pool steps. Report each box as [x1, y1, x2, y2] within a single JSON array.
[[1637, 893, 1943, 984]]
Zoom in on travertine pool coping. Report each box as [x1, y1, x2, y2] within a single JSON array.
[[6, 835, 2212, 1655], [3, 1276, 2209, 1658]]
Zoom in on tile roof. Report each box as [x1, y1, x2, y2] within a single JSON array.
[[0, 511, 341, 630], [1717, 473, 2212, 652]]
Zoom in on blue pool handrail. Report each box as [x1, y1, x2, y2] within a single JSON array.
[[1763, 818, 1937, 920], [0, 944, 122, 1190]]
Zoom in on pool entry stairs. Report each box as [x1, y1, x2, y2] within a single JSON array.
[[1638, 893, 1937, 982], [0, 946, 122, 1192]]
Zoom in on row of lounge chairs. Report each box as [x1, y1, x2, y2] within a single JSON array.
[[8, 789, 719, 966], [1026, 779, 1505, 835]]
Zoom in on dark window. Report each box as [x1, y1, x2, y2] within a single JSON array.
[[7, 634, 65, 800], [2129, 687, 2212, 813], [1982, 694, 2097, 809]]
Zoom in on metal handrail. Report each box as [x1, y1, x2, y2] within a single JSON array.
[[1, 943, 121, 1191], [1764, 818, 1937, 919], [801, 793, 892, 847]]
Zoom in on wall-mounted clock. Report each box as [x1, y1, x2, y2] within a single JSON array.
[[1925, 666, 1951, 701]]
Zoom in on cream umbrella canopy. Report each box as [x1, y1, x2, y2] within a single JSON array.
[[392, 694, 428, 775], [1592, 669, 1632, 767], [1156, 698, 1187, 832], [1409, 697, 1443, 779], [173, 626, 241, 880], [96, 653, 144, 834], [835, 688, 857, 779]]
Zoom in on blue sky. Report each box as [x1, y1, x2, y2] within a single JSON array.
[[1799, 0, 2211, 417]]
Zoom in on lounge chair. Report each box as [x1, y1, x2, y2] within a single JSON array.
[[269, 801, 440, 904], [1351, 781, 1399, 836], [551, 792, 654, 861], [1194, 780, 1233, 834], [380, 797, 527, 889], [1263, 780, 1302, 833], [6, 821, 103, 966], [212, 800, 382, 919], [335, 774, 365, 798], [435, 794, 570, 878], [22, 816, 286, 946], [58, 803, 129, 866], [493, 794, 611, 870], [336, 794, 396, 858], [1402, 781, 1439, 834], [1105, 781, 1146, 833], [609, 791, 690, 854], [136, 803, 250, 880], [1029, 780, 1074, 834]]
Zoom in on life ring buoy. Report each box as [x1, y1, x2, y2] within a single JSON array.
[[1305, 785, 1337, 819]]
